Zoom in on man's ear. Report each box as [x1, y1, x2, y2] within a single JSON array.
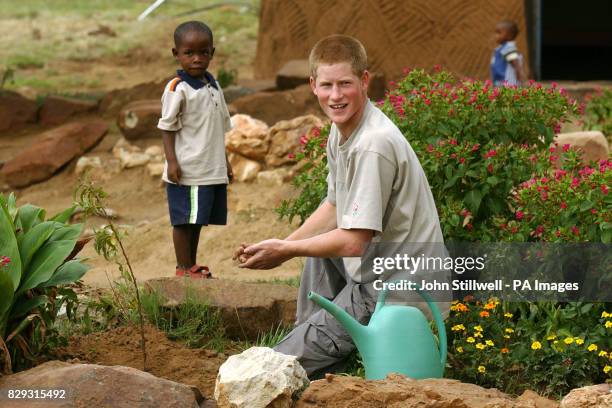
[[361, 70, 371, 92], [310, 76, 317, 96]]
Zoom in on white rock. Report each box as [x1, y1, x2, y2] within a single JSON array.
[[144, 145, 163, 159], [75, 156, 102, 175], [147, 162, 165, 177], [257, 168, 290, 186], [214, 347, 309, 408]]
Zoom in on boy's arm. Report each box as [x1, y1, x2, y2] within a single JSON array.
[[162, 130, 181, 184], [510, 59, 524, 83]]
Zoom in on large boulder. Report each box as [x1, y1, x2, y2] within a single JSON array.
[[296, 373, 555, 407], [0, 121, 108, 188], [144, 278, 297, 341], [117, 99, 162, 140], [266, 114, 324, 167], [225, 114, 270, 161], [38, 95, 98, 126], [0, 90, 38, 132], [229, 85, 322, 126], [560, 384, 611, 408], [276, 59, 310, 90], [0, 361, 202, 408], [553, 131, 609, 165], [215, 347, 309, 408], [99, 78, 169, 116]]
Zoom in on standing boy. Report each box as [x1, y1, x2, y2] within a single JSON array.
[[234, 35, 445, 378], [490, 20, 525, 86], [159, 21, 233, 279]]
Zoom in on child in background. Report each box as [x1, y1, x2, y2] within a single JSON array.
[[158, 21, 233, 279], [490, 20, 525, 86]]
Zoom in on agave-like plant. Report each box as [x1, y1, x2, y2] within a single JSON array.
[[0, 193, 89, 373]]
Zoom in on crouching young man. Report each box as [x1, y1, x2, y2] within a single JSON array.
[[233, 35, 445, 378]]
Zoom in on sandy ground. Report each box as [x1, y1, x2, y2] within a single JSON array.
[[6, 127, 303, 288]]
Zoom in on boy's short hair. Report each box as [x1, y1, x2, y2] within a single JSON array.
[[498, 20, 519, 39], [309, 35, 367, 78], [174, 21, 213, 47]]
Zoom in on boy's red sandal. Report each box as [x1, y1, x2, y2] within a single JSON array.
[[175, 265, 213, 279]]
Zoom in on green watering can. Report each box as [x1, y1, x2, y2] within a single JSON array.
[[308, 287, 447, 380]]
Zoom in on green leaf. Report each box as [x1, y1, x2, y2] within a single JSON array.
[[16, 204, 46, 234], [42, 260, 89, 288], [579, 201, 593, 212], [464, 190, 483, 214], [17, 239, 76, 296], [48, 223, 82, 242], [9, 295, 48, 319], [49, 205, 77, 224], [0, 203, 21, 291], [0, 269, 15, 336], [18, 221, 56, 273], [486, 176, 500, 186], [443, 173, 461, 189]]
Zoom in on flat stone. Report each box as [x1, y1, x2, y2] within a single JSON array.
[[553, 131, 608, 166], [144, 278, 297, 341], [0, 90, 38, 132], [38, 95, 98, 126], [0, 121, 108, 188], [276, 59, 310, 90], [117, 99, 162, 140], [0, 361, 201, 408], [229, 85, 323, 126]]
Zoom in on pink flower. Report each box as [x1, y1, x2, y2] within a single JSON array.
[[555, 230, 561, 237], [571, 178, 580, 188], [450, 138, 458, 146], [551, 82, 558, 89], [487, 163, 493, 173], [571, 226, 579, 236], [602, 185, 609, 195], [459, 157, 466, 164], [433, 64, 441, 72], [299, 134, 309, 145], [0, 256, 10, 266], [472, 144, 480, 152], [516, 211, 524, 220], [535, 225, 544, 235], [484, 150, 497, 159], [591, 209, 597, 215], [562, 144, 570, 152], [287, 153, 296, 159], [402, 67, 412, 74], [427, 144, 434, 153], [560, 202, 567, 209]]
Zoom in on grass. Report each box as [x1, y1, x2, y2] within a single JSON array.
[[0, 0, 260, 95], [253, 275, 301, 288]]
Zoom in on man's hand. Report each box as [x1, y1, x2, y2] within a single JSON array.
[[232, 243, 251, 264], [238, 239, 292, 270], [167, 160, 182, 184]]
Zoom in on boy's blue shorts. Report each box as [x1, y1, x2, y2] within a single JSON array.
[[166, 183, 227, 226]]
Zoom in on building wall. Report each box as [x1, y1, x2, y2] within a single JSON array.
[[254, 0, 529, 80]]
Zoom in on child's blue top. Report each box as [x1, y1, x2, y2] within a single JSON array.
[[490, 41, 522, 86]]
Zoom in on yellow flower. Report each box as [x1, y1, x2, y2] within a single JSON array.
[[504, 335, 510, 339], [564, 337, 574, 345], [467, 337, 475, 343], [451, 324, 466, 332], [456, 346, 463, 353], [599, 351, 608, 358], [605, 321, 612, 328], [474, 332, 483, 338], [588, 344, 598, 352], [575, 338, 584, 345], [604, 365, 611, 374], [486, 339, 494, 347], [546, 334, 556, 340], [504, 312, 513, 318], [505, 328, 514, 334], [451, 303, 468, 312], [474, 325, 483, 332], [531, 341, 542, 350], [476, 343, 486, 350], [478, 365, 486, 373], [484, 302, 496, 310], [602, 311, 610, 318], [501, 347, 509, 354], [480, 311, 490, 318]]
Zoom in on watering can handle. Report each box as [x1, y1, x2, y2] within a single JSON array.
[[376, 285, 447, 368]]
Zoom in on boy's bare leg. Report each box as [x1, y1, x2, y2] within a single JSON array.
[[173, 225, 192, 268], [189, 225, 202, 266]]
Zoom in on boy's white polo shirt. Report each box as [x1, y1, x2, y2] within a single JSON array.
[[158, 70, 231, 186]]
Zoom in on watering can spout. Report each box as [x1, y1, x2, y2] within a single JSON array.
[[308, 291, 366, 341]]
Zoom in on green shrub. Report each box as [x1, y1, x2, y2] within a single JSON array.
[[217, 66, 238, 88], [446, 299, 611, 397], [582, 87, 612, 143], [0, 193, 89, 373]]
